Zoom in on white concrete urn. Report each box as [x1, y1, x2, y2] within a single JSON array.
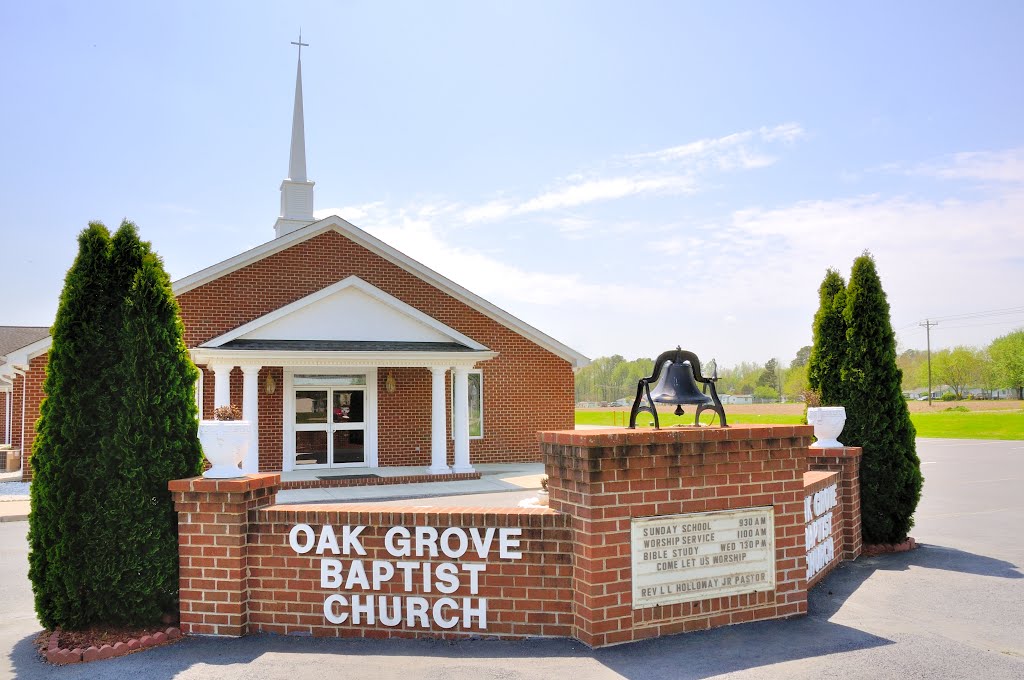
[[198, 420, 252, 478], [807, 406, 846, 449]]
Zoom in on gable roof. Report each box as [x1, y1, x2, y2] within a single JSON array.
[[5, 217, 591, 370], [0, 326, 50, 360], [176, 215, 589, 368]]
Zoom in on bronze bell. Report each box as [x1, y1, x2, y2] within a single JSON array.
[[648, 359, 714, 416]]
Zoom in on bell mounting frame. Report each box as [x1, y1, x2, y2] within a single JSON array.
[[628, 347, 728, 429]]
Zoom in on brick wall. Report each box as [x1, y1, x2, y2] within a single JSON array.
[[540, 424, 814, 648], [808, 447, 863, 560], [376, 367, 433, 467], [178, 230, 575, 468], [258, 367, 285, 471], [170, 475, 280, 636], [171, 427, 866, 648], [170, 474, 573, 639], [21, 353, 47, 482]]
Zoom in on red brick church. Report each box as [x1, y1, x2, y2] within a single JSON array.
[[0, 49, 587, 483]]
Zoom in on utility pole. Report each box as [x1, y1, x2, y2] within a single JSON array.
[[920, 319, 939, 406]]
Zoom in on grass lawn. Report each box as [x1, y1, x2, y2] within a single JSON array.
[[909, 410, 1024, 440], [574, 410, 800, 427], [576, 406, 1024, 440]]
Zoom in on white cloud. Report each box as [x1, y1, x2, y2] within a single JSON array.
[[627, 123, 804, 167], [316, 202, 663, 310], [517, 175, 696, 213], [453, 124, 803, 226], [905, 147, 1024, 184], [460, 200, 513, 223], [321, 139, 1024, 363]]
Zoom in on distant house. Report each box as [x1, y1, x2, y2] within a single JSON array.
[[720, 394, 753, 405], [0, 326, 51, 471]]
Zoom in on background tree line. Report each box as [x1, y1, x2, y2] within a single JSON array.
[[896, 329, 1024, 399], [575, 329, 1024, 404], [574, 348, 815, 404]]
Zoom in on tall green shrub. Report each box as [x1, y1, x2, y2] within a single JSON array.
[[103, 233, 203, 622], [29, 220, 202, 628], [843, 252, 922, 544], [807, 268, 848, 406], [29, 223, 122, 629]]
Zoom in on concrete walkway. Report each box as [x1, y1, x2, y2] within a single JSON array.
[[0, 500, 30, 522], [277, 462, 545, 505], [0, 463, 548, 521]]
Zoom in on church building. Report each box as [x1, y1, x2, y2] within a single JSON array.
[[0, 45, 587, 483]]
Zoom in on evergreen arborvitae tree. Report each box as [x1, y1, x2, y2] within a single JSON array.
[[29, 223, 120, 629], [102, 229, 203, 623], [29, 220, 203, 628], [807, 268, 848, 406], [843, 252, 923, 544]]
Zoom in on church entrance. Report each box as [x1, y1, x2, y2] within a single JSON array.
[[293, 375, 367, 468]]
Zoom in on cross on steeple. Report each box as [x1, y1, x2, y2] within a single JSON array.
[[291, 31, 309, 59]]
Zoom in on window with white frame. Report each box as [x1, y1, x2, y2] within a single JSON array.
[[452, 370, 483, 439]]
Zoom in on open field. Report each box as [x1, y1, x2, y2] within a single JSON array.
[[576, 399, 1024, 440]]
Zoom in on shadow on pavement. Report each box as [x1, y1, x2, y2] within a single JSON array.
[[8, 559, 895, 680], [854, 543, 1021, 579]]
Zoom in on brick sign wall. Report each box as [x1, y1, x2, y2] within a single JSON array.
[[541, 425, 813, 647], [170, 426, 864, 648], [246, 505, 573, 639]]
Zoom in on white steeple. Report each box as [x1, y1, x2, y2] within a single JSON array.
[[274, 32, 316, 238]]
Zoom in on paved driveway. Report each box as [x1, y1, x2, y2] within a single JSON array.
[[2, 439, 1022, 679]]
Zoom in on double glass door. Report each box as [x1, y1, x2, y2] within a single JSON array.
[[294, 384, 366, 468]]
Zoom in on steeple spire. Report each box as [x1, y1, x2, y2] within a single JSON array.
[[287, 32, 308, 182], [274, 31, 316, 238]]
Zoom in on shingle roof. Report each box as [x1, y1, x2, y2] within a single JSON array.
[[0, 326, 50, 359], [218, 339, 478, 353]]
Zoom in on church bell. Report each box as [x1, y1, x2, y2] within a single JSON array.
[[647, 359, 714, 416], [628, 347, 728, 429]]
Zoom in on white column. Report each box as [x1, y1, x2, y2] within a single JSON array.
[[241, 365, 261, 474], [4, 389, 11, 445], [428, 367, 450, 474], [210, 363, 233, 411], [452, 366, 474, 474]]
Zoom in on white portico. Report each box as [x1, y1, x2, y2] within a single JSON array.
[[191, 276, 496, 476]]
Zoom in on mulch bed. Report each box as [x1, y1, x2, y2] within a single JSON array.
[[862, 536, 918, 557], [35, 624, 184, 665]]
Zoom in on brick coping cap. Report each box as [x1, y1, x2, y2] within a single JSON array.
[[169, 473, 281, 493], [539, 423, 813, 445], [263, 503, 563, 517], [807, 446, 863, 458], [804, 470, 840, 494]]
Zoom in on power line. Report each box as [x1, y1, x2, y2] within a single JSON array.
[[928, 306, 1024, 323], [938, 318, 1024, 331], [899, 306, 1024, 334]]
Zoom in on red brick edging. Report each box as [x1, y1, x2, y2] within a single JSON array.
[[44, 627, 182, 665], [278, 471, 482, 490], [862, 537, 918, 557]]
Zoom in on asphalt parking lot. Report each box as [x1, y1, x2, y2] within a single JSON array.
[[2, 438, 1022, 679]]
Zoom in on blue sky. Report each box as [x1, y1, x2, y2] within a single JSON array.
[[3, 1, 1023, 366]]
